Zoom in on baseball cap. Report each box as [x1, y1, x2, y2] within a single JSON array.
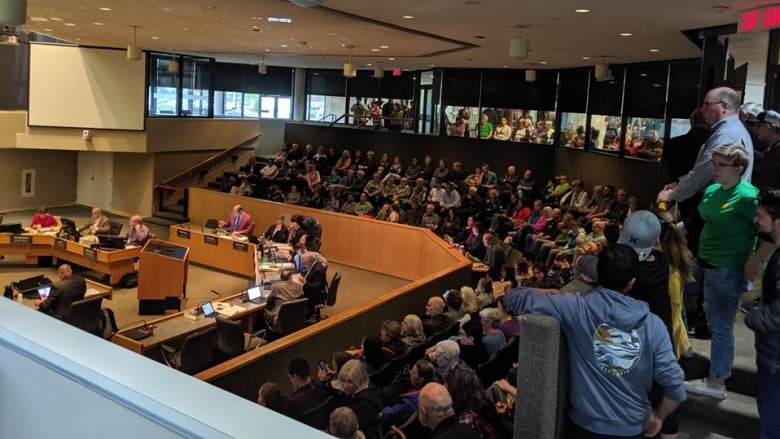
[[617, 210, 661, 262], [751, 110, 780, 128]]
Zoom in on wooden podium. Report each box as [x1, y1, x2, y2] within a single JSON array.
[[138, 239, 189, 315]]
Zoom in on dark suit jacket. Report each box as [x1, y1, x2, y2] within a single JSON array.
[[302, 262, 327, 307], [39, 276, 87, 319], [264, 224, 289, 243]]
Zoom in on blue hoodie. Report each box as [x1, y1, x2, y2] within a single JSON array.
[[504, 286, 686, 437]]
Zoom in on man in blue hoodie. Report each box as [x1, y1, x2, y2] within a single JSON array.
[[504, 244, 686, 438]]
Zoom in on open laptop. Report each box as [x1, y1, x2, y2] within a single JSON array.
[[243, 285, 266, 304], [200, 301, 218, 318], [37, 285, 51, 301]]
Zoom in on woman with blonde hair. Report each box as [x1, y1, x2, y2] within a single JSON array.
[[460, 286, 478, 314], [654, 209, 693, 359]]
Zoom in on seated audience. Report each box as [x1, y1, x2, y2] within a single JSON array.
[[418, 382, 480, 438], [285, 357, 326, 420], [329, 407, 366, 439], [457, 319, 489, 369], [442, 290, 466, 323], [400, 314, 426, 349], [427, 339, 462, 376], [497, 295, 521, 338], [29, 205, 58, 229], [474, 277, 494, 310], [459, 286, 479, 316], [422, 296, 452, 336], [479, 308, 507, 354], [35, 264, 86, 319], [379, 320, 407, 358], [335, 360, 383, 439], [443, 363, 499, 439], [125, 215, 151, 247], [257, 382, 289, 416], [318, 351, 352, 395], [218, 204, 255, 237], [381, 359, 436, 429]]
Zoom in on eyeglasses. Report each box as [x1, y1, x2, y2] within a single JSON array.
[[712, 161, 739, 168], [702, 100, 725, 107]]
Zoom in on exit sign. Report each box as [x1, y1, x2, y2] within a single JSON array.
[[740, 6, 780, 32]]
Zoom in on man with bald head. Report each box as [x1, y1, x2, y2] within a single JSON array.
[[418, 382, 479, 438], [35, 264, 86, 319], [77, 207, 111, 236], [422, 296, 451, 336], [219, 204, 255, 237], [660, 86, 754, 207], [125, 215, 151, 247]]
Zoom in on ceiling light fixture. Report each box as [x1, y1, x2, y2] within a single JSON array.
[[402, 15, 414, 19], [258, 59, 267, 74], [372, 66, 384, 78], [343, 45, 356, 78], [509, 25, 529, 59], [649, 48, 660, 52], [525, 69, 537, 82], [126, 25, 142, 60], [619, 32, 632, 37], [168, 51, 179, 73], [575, 8, 590, 13], [99, 7, 112, 11], [595, 57, 612, 81]]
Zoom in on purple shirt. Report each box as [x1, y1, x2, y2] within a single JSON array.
[[500, 317, 521, 338]]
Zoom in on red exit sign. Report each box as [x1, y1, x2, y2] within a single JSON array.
[[740, 6, 780, 32]]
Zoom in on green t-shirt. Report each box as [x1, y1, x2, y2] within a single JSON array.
[[698, 179, 758, 267], [479, 122, 494, 138]]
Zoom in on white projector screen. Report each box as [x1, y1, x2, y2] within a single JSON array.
[[29, 44, 146, 130]]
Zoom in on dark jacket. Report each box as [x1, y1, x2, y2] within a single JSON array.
[[627, 249, 673, 340], [336, 387, 382, 439], [745, 247, 780, 374], [39, 276, 86, 319], [431, 415, 481, 439], [422, 313, 452, 337], [302, 261, 328, 307], [264, 224, 289, 243]]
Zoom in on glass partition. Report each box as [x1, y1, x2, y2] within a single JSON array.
[[590, 115, 622, 153], [559, 112, 587, 149], [669, 118, 691, 138], [624, 117, 666, 160], [443, 105, 478, 137]]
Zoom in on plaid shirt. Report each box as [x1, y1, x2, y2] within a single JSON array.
[[458, 409, 498, 439]]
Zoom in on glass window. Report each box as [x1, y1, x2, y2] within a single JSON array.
[[277, 97, 292, 119], [260, 96, 276, 119], [590, 115, 622, 153], [306, 95, 346, 122], [148, 55, 180, 116], [213, 91, 243, 117], [559, 112, 587, 149], [507, 109, 555, 144], [243, 93, 259, 118], [443, 105, 477, 137], [624, 117, 666, 161], [181, 57, 210, 117]]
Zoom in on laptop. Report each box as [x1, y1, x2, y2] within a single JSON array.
[[37, 285, 51, 301], [204, 218, 219, 229], [244, 285, 265, 304], [200, 301, 218, 318]]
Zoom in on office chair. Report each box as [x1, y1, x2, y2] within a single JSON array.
[[215, 316, 266, 360], [314, 271, 340, 322], [299, 395, 334, 430], [161, 327, 218, 375], [105, 221, 123, 236], [267, 298, 309, 340], [63, 296, 104, 336]]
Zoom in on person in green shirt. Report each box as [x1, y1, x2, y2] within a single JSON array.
[[476, 113, 494, 139], [685, 143, 758, 400]]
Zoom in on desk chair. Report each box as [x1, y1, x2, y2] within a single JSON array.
[[299, 395, 334, 430], [162, 327, 218, 375], [267, 298, 309, 340], [314, 271, 340, 322], [64, 296, 104, 336], [104, 221, 123, 236], [215, 316, 266, 360]]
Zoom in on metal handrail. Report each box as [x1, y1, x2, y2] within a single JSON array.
[[156, 135, 259, 188]]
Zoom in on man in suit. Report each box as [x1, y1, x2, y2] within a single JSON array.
[[263, 215, 289, 243], [300, 251, 327, 318], [77, 206, 111, 236], [219, 204, 255, 237], [34, 264, 86, 319]]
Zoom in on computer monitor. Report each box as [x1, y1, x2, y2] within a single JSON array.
[[0, 223, 23, 234], [97, 235, 126, 250], [59, 217, 78, 241]]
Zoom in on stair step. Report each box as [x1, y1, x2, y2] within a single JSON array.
[[678, 389, 759, 437]]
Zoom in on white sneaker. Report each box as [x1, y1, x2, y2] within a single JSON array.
[[684, 378, 727, 400]]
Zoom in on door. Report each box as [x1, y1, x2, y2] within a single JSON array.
[[77, 152, 114, 210]]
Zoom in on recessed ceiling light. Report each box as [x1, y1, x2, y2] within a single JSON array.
[[502, 65, 509, 68], [388, 57, 395, 61], [328, 32, 336, 36], [649, 48, 660, 52], [252, 16, 262, 20], [93, 22, 103, 26], [402, 15, 415, 19], [265, 48, 270, 52], [582, 56, 590, 60], [430, 64, 436, 67], [640, 73, 647, 77], [366, 63, 372, 66], [29, 17, 49, 22], [183, 27, 189, 31], [98, 7, 112, 11], [575, 8, 591, 13], [371, 48, 380, 52], [43, 28, 52, 32], [619, 32, 632, 37], [50, 17, 63, 21], [280, 44, 288, 47], [163, 7, 173, 12], [268, 17, 292, 23], [380, 45, 389, 49], [64, 22, 76, 26], [151, 36, 159, 39], [540, 61, 548, 64]]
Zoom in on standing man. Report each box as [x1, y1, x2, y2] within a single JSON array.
[[300, 251, 327, 318], [125, 215, 151, 247], [35, 264, 86, 319], [219, 204, 255, 237], [504, 245, 686, 437], [78, 207, 111, 236], [745, 188, 780, 438], [751, 110, 780, 190], [661, 109, 711, 182]]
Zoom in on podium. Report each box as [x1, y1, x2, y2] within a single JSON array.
[[138, 239, 189, 315]]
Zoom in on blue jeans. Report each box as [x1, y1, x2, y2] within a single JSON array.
[[702, 266, 745, 379], [757, 365, 780, 439]]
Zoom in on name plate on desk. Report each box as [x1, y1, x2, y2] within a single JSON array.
[[55, 238, 67, 249], [204, 235, 218, 245], [83, 248, 97, 259], [11, 235, 32, 244], [176, 229, 191, 239], [232, 241, 249, 252]]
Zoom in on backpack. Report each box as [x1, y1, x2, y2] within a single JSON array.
[[116, 271, 138, 289], [100, 307, 118, 340]]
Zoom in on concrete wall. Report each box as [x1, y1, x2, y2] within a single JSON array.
[[0, 149, 78, 211], [146, 118, 259, 152], [257, 119, 287, 157]]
